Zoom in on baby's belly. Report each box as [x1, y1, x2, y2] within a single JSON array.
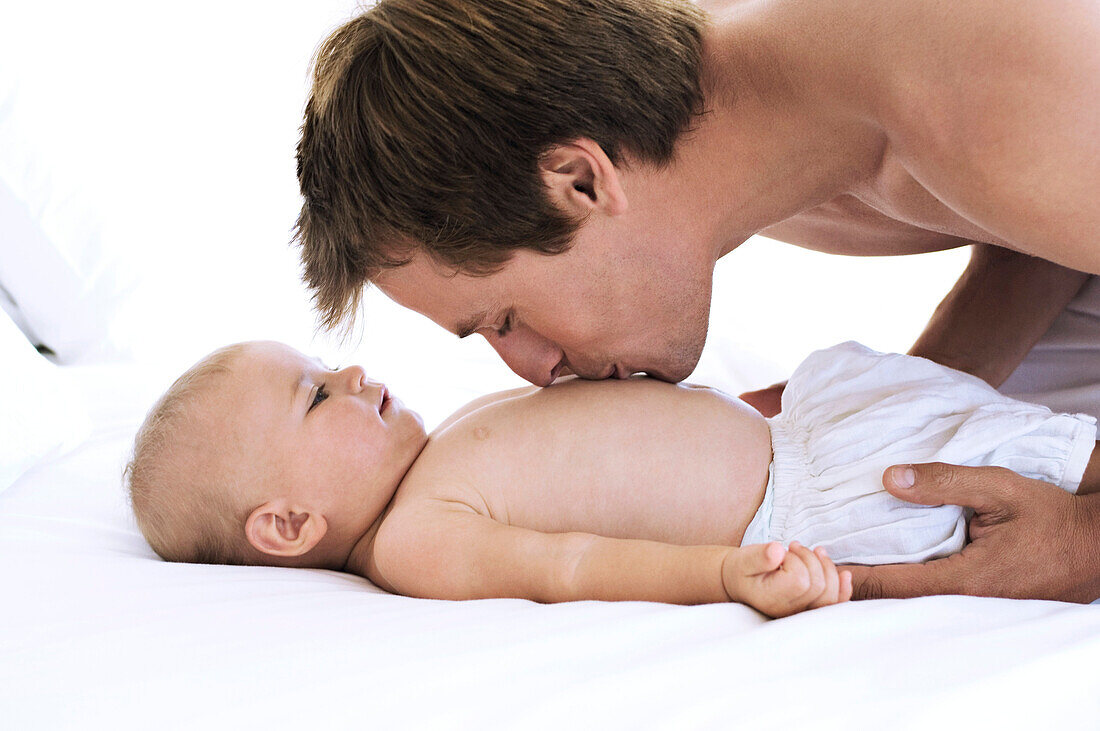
[[408, 379, 774, 547]]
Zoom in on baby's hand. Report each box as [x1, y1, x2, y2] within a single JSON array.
[[724, 542, 852, 618]]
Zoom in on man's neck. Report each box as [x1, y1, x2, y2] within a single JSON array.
[[681, 4, 888, 259]]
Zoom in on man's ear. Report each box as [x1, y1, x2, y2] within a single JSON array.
[[245, 499, 328, 557], [539, 138, 628, 218]]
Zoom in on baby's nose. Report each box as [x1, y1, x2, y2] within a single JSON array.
[[340, 365, 368, 391]]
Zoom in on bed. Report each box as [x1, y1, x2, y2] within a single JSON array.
[[3, 351, 1099, 729], [2, 0, 1097, 727]]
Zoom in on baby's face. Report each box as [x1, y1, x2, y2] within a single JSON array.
[[210, 341, 427, 540]]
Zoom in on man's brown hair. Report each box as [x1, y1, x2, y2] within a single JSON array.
[[295, 0, 708, 331]]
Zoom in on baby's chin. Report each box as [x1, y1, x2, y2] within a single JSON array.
[[401, 430, 430, 479], [403, 409, 430, 451], [387, 394, 426, 430]]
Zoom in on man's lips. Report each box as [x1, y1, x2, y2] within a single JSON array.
[[584, 363, 628, 380], [379, 385, 390, 412], [603, 364, 630, 379], [556, 361, 634, 381]]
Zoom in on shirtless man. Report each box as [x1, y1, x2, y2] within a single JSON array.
[[292, 0, 1100, 602]]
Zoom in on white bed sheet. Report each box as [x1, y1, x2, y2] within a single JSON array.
[[1, 363, 1098, 730]]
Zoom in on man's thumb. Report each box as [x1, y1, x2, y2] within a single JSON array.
[[882, 462, 1004, 512]]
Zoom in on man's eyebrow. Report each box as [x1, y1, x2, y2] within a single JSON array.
[[455, 310, 491, 339]]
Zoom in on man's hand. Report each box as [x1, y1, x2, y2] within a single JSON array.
[[739, 381, 786, 418], [848, 463, 1100, 603], [726, 541, 853, 618]]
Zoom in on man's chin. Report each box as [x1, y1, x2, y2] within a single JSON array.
[[636, 362, 695, 383], [641, 369, 684, 383]]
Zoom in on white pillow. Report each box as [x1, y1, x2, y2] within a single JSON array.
[[0, 15, 138, 365], [0, 1, 361, 367], [0, 176, 132, 362], [0, 310, 90, 492]]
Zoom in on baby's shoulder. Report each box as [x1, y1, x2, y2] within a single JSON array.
[[433, 385, 539, 434], [360, 489, 490, 594]]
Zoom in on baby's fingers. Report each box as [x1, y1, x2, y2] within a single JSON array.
[[740, 542, 788, 576], [789, 542, 826, 600], [808, 546, 844, 608], [776, 544, 811, 596]]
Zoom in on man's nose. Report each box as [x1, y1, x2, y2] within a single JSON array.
[[490, 327, 564, 387]]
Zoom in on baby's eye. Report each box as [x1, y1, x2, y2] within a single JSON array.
[[308, 384, 329, 412]]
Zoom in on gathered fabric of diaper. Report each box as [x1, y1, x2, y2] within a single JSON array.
[[740, 342, 1097, 565]]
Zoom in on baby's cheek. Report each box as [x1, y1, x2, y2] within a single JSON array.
[[352, 434, 394, 473]]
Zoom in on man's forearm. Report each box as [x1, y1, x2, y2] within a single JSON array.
[[910, 245, 1089, 387]]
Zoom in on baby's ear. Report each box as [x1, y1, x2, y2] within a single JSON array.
[[245, 499, 327, 557]]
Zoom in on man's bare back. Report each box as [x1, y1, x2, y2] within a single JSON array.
[[707, 0, 1100, 267]]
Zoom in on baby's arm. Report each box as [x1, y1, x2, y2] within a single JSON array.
[[368, 506, 850, 617]]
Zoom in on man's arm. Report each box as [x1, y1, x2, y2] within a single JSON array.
[[368, 505, 850, 617], [740, 246, 1087, 416], [847, 463, 1100, 603], [908, 245, 1088, 387]]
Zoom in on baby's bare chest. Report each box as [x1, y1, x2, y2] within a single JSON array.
[[397, 380, 772, 547]]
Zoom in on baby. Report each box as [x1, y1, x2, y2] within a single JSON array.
[[126, 341, 1098, 617]]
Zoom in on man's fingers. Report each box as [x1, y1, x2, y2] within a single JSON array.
[[846, 553, 968, 600], [881, 462, 1019, 513], [739, 382, 785, 418]]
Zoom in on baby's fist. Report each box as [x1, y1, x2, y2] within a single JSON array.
[[724, 542, 852, 618]]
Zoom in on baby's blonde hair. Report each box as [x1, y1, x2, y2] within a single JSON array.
[[125, 344, 256, 565]]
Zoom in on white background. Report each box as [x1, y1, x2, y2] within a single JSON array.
[[14, 6, 1099, 729], [0, 0, 969, 428]]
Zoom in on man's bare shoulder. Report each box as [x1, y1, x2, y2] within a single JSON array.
[[869, 0, 1100, 265], [870, 0, 1098, 129]]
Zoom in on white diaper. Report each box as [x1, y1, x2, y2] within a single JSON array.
[[740, 342, 1097, 564]]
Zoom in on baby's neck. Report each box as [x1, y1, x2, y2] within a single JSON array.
[[342, 495, 398, 578], [339, 452, 426, 575]]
